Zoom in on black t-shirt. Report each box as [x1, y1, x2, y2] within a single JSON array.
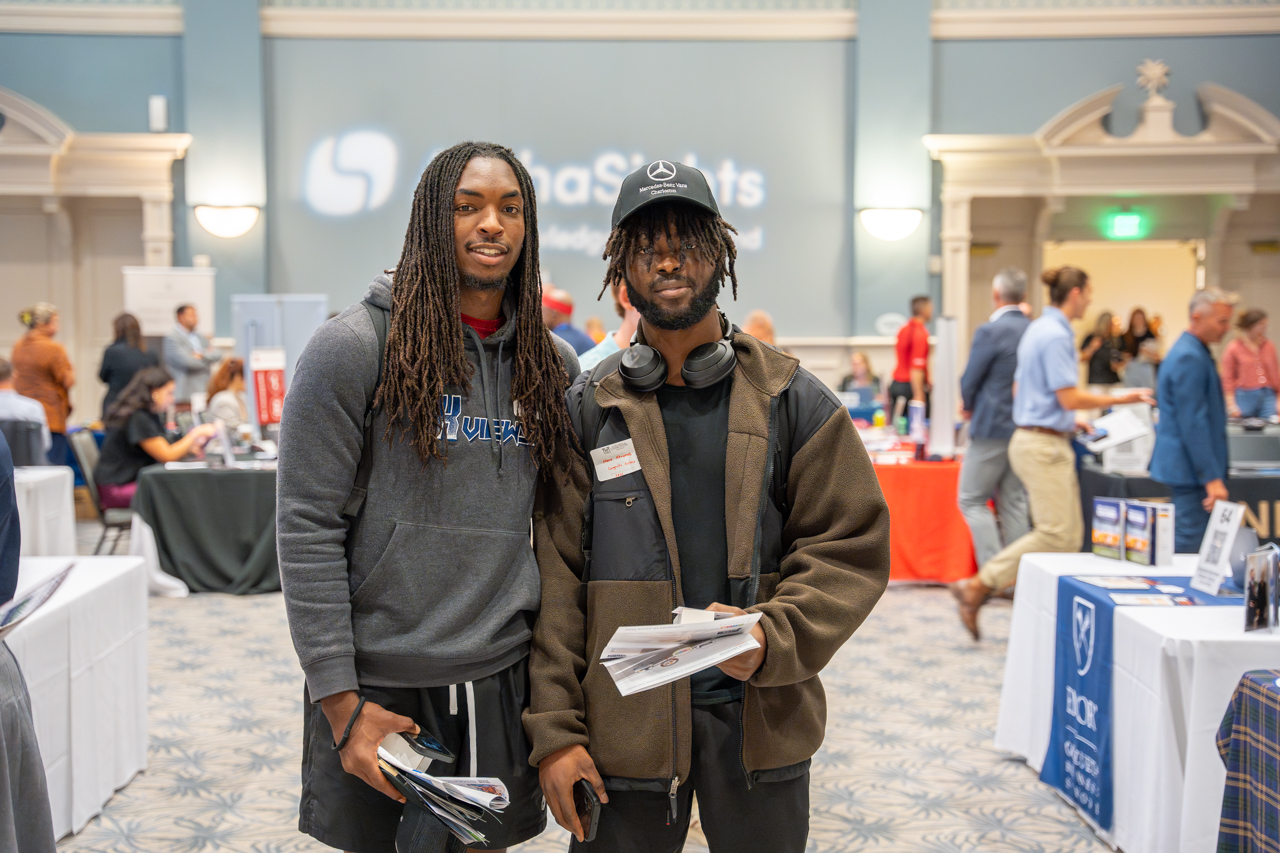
[[94, 410, 164, 485], [655, 377, 741, 704], [1082, 334, 1122, 385]]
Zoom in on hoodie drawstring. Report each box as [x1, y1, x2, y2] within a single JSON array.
[[446, 681, 480, 777]]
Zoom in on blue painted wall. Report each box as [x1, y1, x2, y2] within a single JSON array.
[[0, 33, 183, 132], [935, 34, 1280, 136]]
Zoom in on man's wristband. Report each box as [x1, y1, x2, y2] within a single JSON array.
[[333, 695, 367, 752]]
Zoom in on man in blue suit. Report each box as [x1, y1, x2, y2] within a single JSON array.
[[1150, 288, 1235, 552], [957, 269, 1033, 569]]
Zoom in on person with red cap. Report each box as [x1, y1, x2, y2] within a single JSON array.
[[542, 285, 597, 356]]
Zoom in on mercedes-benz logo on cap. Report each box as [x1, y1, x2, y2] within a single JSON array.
[[646, 160, 677, 181]]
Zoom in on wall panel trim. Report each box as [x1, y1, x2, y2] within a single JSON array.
[[259, 7, 857, 40], [933, 7, 1280, 40], [0, 3, 182, 35]]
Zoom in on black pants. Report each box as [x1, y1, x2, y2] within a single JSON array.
[[571, 701, 809, 853], [298, 658, 545, 853], [888, 381, 929, 422]]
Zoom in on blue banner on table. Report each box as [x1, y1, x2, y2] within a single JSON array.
[[1041, 576, 1241, 832]]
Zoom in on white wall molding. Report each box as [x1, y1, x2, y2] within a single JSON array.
[[933, 7, 1280, 40], [0, 3, 182, 35], [260, 7, 856, 40]]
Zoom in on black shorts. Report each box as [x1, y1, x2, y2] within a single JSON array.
[[299, 656, 547, 853]]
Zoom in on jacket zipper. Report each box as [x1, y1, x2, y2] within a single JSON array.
[[668, 549, 680, 824], [739, 372, 794, 790]]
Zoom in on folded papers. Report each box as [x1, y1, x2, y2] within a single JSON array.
[[601, 608, 761, 697], [0, 562, 73, 641], [378, 735, 510, 847]]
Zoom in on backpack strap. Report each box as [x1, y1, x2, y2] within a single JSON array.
[[574, 349, 626, 456], [342, 300, 389, 519]]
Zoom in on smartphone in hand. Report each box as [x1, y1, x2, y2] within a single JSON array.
[[573, 778, 601, 842]]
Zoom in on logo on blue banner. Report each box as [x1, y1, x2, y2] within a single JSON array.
[[1072, 597, 1096, 677]]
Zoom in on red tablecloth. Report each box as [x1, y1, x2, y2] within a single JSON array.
[[873, 460, 977, 583]]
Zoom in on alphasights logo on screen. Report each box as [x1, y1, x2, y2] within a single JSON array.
[[302, 131, 766, 254]]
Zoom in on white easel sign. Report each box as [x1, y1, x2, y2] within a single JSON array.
[[122, 266, 216, 337], [1191, 501, 1246, 596]]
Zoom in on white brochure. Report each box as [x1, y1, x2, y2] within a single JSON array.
[[601, 610, 761, 698]]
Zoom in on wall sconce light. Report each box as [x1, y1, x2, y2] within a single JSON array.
[[194, 205, 260, 239], [859, 209, 923, 242]]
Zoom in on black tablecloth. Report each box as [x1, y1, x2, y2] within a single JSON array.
[[132, 464, 279, 594], [1079, 462, 1280, 552]]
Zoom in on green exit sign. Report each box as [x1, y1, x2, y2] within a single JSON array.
[[1104, 210, 1148, 240]]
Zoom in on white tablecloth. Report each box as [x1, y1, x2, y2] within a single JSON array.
[[995, 552, 1280, 853], [128, 513, 189, 598], [13, 466, 77, 557], [3, 556, 148, 839]]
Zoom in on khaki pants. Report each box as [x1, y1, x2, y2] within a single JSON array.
[[978, 429, 1082, 590]]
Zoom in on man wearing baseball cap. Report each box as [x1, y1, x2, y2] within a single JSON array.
[[524, 160, 890, 851]]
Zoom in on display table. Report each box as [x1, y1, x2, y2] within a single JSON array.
[[1079, 463, 1280, 551], [3, 556, 148, 839], [873, 460, 976, 582], [994, 552, 1280, 853], [131, 464, 279, 594], [1216, 670, 1280, 851], [13, 466, 77, 557]]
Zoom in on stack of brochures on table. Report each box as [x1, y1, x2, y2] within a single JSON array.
[[0, 562, 73, 640], [376, 732, 509, 847], [601, 607, 762, 697]]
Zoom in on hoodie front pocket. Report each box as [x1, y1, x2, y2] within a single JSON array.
[[349, 521, 539, 658], [589, 490, 668, 582]]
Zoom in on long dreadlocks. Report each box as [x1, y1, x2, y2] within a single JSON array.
[[376, 141, 576, 477], [600, 201, 739, 298]]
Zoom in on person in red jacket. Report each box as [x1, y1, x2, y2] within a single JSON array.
[[888, 296, 932, 418]]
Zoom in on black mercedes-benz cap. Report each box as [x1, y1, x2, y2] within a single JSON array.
[[611, 160, 721, 229]]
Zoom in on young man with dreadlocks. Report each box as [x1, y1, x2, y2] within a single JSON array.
[[523, 161, 891, 852], [277, 141, 580, 853]]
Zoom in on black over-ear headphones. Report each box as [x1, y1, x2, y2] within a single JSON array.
[[618, 312, 737, 393]]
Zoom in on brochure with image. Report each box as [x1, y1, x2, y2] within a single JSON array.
[[377, 735, 510, 848], [600, 609, 762, 698], [0, 562, 73, 640]]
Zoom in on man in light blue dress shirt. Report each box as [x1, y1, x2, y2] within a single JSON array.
[[578, 281, 640, 374], [951, 267, 1153, 640]]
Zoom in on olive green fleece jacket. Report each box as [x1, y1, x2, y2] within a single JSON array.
[[523, 332, 890, 786]]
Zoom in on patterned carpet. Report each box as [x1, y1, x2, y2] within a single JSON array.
[[53, 583, 1108, 853]]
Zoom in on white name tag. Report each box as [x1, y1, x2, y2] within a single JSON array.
[[590, 439, 642, 482]]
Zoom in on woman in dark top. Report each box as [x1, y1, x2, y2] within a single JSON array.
[[93, 367, 216, 509], [99, 313, 158, 417], [1080, 311, 1125, 388], [1120, 307, 1157, 357]]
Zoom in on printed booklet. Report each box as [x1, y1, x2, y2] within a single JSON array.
[[377, 732, 509, 847], [0, 562, 74, 641], [601, 608, 762, 697]]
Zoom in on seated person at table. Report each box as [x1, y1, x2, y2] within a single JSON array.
[[206, 357, 249, 429], [0, 357, 51, 453], [93, 367, 217, 509]]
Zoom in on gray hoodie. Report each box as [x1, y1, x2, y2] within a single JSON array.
[[277, 274, 580, 702]]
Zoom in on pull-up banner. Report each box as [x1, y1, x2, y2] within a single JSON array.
[[1041, 575, 1240, 833]]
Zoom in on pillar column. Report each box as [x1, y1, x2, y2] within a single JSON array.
[[852, 0, 933, 335], [183, 0, 268, 335], [142, 194, 175, 267], [939, 192, 971, 363]]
